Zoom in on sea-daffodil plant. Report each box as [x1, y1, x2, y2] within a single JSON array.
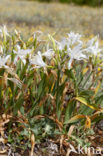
[[0, 26, 103, 148]]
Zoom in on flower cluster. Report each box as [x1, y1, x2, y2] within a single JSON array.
[[0, 26, 102, 72]]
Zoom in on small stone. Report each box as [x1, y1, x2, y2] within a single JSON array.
[[97, 120, 103, 130]]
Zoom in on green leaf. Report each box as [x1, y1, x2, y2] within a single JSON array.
[[75, 97, 98, 110], [64, 100, 76, 123], [65, 69, 75, 80]]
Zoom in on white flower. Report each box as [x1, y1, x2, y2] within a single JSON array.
[[56, 38, 67, 51], [0, 25, 10, 37], [67, 43, 86, 69], [57, 39, 67, 51], [86, 36, 101, 56], [33, 31, 43, 41], [67, 31, 82, 46], [0, 55, 10, 68], [13, 45, 32, 65], [30, 51, 47, 68], [55, 32, 82, 51], [42, 49, 54, 59]]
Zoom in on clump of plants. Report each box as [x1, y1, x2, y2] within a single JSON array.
[[0, 26, 103, 155]]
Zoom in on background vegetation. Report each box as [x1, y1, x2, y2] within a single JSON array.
[[1, 0, 103, 39], [37, 0, 103, 6]]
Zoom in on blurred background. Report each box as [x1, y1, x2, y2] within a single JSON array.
[[1, 0, 103, 39]]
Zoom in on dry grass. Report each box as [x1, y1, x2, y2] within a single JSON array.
[[0, 0, 103, 39]]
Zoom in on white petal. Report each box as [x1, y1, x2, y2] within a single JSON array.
[[22, 58, 26, 65], [68, 58, 73, 69], [14, 56, 18, 64], [42, 49, 54, 59], [30, 51, 46, 68]]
